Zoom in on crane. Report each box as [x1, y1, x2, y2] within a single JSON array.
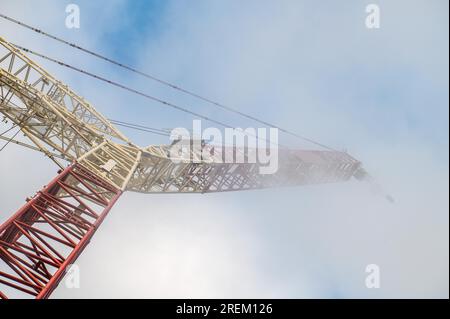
[[0, 36, 366, 299]]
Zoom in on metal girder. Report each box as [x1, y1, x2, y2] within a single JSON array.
[[0, 38, 129, 143], [127, 145, 361, 193], [0, 34, 367, 298], [0, 163, 121, 299], [0, 36, 363, 194], [0, 67, 103, 166], [77, 140, 141, 190]]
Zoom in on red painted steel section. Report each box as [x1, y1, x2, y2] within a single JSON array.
[[0, 163, 121, 299]]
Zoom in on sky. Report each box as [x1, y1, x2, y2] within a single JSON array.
[[0, 0, 448, 298]]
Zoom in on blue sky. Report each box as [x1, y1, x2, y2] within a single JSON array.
[[54, 0, 449, 155], [0, 0, 448, 298], [94, 0, 168, 62]]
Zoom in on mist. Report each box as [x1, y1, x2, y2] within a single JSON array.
[[0, 0, 448, 298]]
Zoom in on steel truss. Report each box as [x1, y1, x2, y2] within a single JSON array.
[[0, 35, 366, 298], [0, 163, 121, 299]]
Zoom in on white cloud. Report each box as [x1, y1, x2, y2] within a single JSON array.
[[0, 0, 448, 298]]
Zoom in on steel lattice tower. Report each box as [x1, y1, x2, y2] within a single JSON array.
[[0, 37, 365, 298]]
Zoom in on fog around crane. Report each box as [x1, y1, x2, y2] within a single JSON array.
[[0, 0, 448, 298]]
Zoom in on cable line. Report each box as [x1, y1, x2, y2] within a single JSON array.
[[11, 44, 285, 148], [1, 13, 335, 151], [109, 119, 170, 137]]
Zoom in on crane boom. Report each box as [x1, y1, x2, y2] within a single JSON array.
[[0, 35, 364, 298]]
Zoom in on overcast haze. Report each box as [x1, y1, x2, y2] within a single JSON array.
[[0, 0, 448, 298]]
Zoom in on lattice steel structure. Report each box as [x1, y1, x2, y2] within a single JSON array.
[[0, 36, 365, 298]]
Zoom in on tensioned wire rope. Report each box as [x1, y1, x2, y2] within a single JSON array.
[[0, 13, 337, 151]]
